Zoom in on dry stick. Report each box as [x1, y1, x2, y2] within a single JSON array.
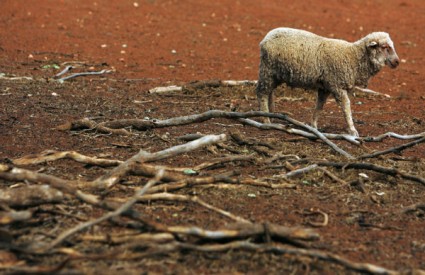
[[13, 150, 122, 167], [0, 210, 33, 224], [43, 170, 164, 251], [146, 172, 295, 194], [275, 114, 354, 159], [317, 161, 425, 186], [0, 165, 165, 233], [358, 136, 425, 159], [0, 164, 99, 205], [281, 164, 319, 179], [81, 232, 175, 244], [166, 222, 319, 242], [238, 118, 360, 145], [193, 154, 256, 171], [362, 131, 425, 142], [136, 193, 251, 224], [93, 134, 227, 190], [177, 241, 397, 275], [56, 69, 112, 83], [318, 167, 348, 185], [67, 110, 353, 159], [0, 184, 63, 207], [402, 202, 425, 214]]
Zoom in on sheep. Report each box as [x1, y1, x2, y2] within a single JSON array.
[[255, 27, 400, 136]]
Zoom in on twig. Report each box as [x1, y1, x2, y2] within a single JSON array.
[[136, 193, 251, 224], [0, 184, 63, 207], [317, 161, 425, 186], [238, 118, 361, 145], [61, 110, 353, 158], [402, 202, 425, 214], [54, 65, 73, 78], [359, 136, 425, 159], [177, 241, 397, 275], [362, 131, 425, 142], [56, 69, 112, 83], [43, 170, 164, 251], [280, 164, 319, 179], [13, 150, 122, 167], [303, 208, 329, 227], [93, 134, 227, 189]]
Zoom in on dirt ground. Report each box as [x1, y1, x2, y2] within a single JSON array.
[[1, 0, 425, 274]]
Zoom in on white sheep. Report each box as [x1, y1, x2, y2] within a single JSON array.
[[256, 27, 400, 136]]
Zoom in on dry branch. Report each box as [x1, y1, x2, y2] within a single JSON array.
[[317, 161, 425, 186], [359, 136, 425, 159], [136, 193, 251, 224], [362, 131, 425, 142], [41, 170, 164, 251], [177, 241, 397, 275], [166, 222, 319, 242], [13, 150, 122, 167], [61, 110, 353, 158], [56, 69, 112, 83], [81, 232, 175, 244], [238, 118, 361, 145], [93, 134, 227, 189], [0, 184, 64, 207], [0, 164, 98, 204], [0, 210, 33, 225]]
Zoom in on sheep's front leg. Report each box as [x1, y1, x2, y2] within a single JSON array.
[[312, 89, 330, 129], [257, 92, 271, 123], [334, 89, 359, 137]]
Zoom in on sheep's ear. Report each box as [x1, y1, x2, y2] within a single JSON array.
[[367, 41, 378, 48]]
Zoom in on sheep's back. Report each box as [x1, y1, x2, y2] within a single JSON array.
[[260, 28, 358, 89]]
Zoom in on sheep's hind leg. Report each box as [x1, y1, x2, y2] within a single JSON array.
[[334, 89, 359, 137], [312, 89, 330, 129]]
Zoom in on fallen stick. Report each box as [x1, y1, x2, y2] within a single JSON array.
[[13, 150, 122, 167], [166, 222, 319, 242], [362, 131, 425, 142], [136, 193, 251, 224], [0, 164, 98, 205], [93, 134, 227, 189], [0, 210, 33, 225], [61, 110, 353, 158], [178, 241, 397, 275], [317, 161, 425, 186], [81, 232, 175, 244], [54, 65, 73, 78], [359, 136, 425, 159], [281, 164, 319, 179], [0, 184, 64, 207], [42, 170, 164, 251], [56, 69, 112, 83], [238, 118, 361, 145]]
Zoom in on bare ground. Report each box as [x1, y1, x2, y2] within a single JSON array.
[[0, 1, 424, 274]]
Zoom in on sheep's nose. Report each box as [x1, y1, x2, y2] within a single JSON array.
[[389, 56, 400, 68]]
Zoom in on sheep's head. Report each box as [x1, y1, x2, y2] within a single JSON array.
[[364, 32, 400, 69]]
